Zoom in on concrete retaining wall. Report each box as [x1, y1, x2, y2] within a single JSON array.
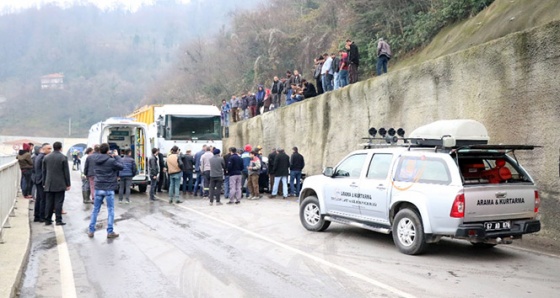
[[225, 21, 560, 238]]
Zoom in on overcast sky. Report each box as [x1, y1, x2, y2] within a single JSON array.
[[0, 0, 192, 12]]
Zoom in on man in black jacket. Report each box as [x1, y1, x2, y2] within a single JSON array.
[[42, 142, 71, 226], [33, 143, 51, 222], [289, 147, 305, 197], [267, 148, 277, 194], [87, 143, 123, 238], [157, 151, 166, 192], [181, 149, 195, 195], [270, 76, 283, 110], [118, 149, 137, 203], [226, 147, 244, 204], [148, 148, 160, 201], [270, 148, 290, 199], [346, 39, 360, 84]]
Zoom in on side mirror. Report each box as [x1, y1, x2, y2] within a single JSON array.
[[323, 167, 334, 177]]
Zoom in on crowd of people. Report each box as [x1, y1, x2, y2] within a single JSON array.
[[15, 140, 305, 238], [17, 142, 72, 228], [219, 38, 392, 125], [149, 143, 305, 205]]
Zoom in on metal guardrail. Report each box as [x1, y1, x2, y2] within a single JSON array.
[[0, 159, 20, 243], [0, 154, 16, 166]]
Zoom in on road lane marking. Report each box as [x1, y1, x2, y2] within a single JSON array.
[[505, 245, 560, 259], [54, 225, 77, 298], [159, 198, 416, 298]]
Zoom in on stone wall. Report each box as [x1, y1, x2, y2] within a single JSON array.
[[225, 21, 560, 238]]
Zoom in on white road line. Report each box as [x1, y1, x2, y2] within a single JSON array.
[[160, 198, 416, 298], [505, 245, 560, 259], [54, 225, 77, 298]]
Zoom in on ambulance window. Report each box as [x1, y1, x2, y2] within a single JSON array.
[[334, 154, 367, 178], [367, 154, 393, 180]]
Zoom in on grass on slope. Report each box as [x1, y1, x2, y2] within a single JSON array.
[[394, 0, 560, 70]]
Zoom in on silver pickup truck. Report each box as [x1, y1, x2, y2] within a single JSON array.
[[299, 120, 541, 255]]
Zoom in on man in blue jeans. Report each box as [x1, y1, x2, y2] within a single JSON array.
[[289, 147, 305, 197], [193, 145, 207, 196], [88, 143, 123, 238]]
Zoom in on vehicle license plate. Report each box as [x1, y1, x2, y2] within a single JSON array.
[[484, 221, 511, 231]]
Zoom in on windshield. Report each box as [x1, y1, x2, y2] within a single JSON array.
[[167, 115, 221, 140]]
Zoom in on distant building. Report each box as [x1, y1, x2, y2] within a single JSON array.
[[41, 73, 64, 90]]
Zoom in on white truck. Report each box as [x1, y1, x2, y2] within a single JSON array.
[[299, 120, 541, 255], [126, 104, 222, 155], [87, 117, 150, 192]]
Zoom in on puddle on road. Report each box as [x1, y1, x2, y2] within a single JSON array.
[[114, 211, 134, 223], [38, 236, 57, 250]]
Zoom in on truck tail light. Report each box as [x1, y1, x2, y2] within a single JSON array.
[[450, 193, 465, 218], [534, 190, 540, 213]]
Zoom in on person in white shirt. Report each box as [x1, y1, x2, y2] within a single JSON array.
[[320, 53, 333, 92]]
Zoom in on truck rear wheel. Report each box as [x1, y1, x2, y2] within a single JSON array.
[[138, 185, 147, 193], [300, 196, 330, 232], [392, 208, 428, 255]]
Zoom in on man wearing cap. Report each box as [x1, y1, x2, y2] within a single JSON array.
[[289, 147, 305, 197], [247, 150, 261, 200], [269, 148, 290, 199], [209, 148, 225, 205]]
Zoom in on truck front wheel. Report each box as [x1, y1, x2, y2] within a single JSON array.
[[392, 208, 428, 255], [299, 196, 330, 232], [138, 185, 147, 193]]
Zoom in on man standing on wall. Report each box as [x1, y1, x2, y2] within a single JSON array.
[[377, 38, 392, 75], [42, 141, 70, 226], [221, 99, 231, 137], [231, 95, 240, 123], [33, 143, 51, 222], [270, 76, 283, 110], [321, 53, 334, 92], [346, 39, 360, 84], [88, 143, 123, 238]]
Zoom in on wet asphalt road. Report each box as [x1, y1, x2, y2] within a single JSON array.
[[19, 171, 560, 298]]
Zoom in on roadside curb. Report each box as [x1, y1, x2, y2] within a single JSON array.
[[0, 197, 31, 298]]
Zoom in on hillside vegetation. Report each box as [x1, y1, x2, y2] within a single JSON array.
[[2, 0, 559, 137], [396, 0, 560, 69], [0, 0, 260, 137]]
